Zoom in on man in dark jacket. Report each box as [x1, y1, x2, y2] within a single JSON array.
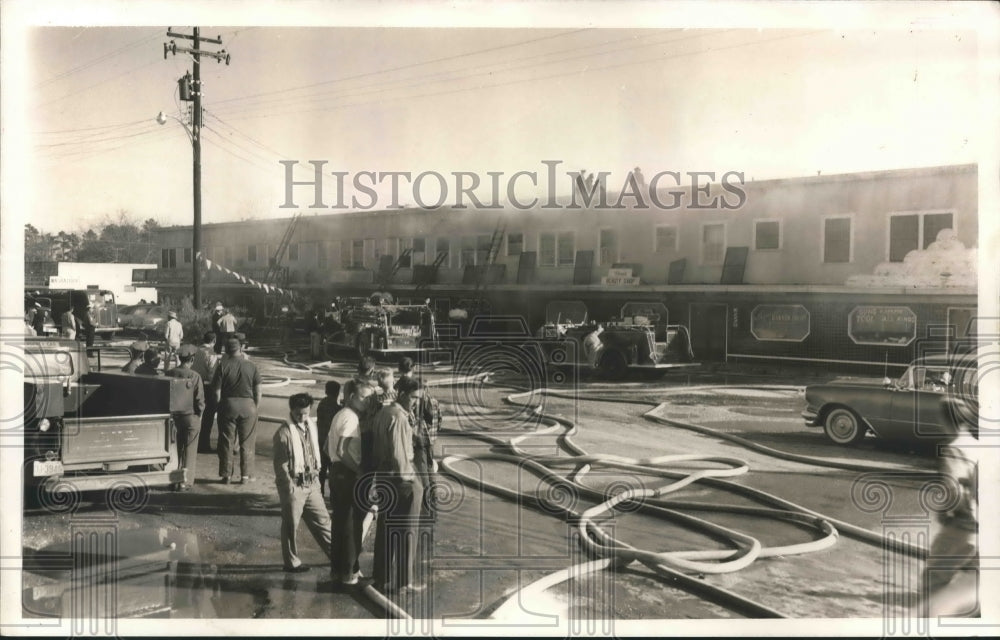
[[166, 344, 206, 491], [213, 337, 261, 484], [370, 376, 425, 593], [193, 332, 220, 453], [135, 348, 162, 376]]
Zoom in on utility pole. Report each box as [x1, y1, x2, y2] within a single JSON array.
[[163, 28, 230, 309]]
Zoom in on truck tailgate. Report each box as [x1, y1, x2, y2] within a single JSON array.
[[61, 415, 173, 466]]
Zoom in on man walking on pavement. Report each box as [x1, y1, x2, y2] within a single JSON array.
[[213, 337, 261, 484], [371, 376, 426, 593], [326, 381, 375, 585], [273, 393, 333, 573], [217, 307, 239, 353], [166, 344, 205, 491], [193, 332, 220, 453]]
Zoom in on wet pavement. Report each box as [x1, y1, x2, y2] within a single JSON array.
[[19, 341, 952, 626]]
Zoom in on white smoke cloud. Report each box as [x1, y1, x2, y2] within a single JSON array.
[[845, 229, 977, 288]]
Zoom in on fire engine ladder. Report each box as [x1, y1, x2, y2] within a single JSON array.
[[415, 250, 449, 294], [264, 213, 302, 287], [471, 218, 506, 305], [377, 248, 413, 290]]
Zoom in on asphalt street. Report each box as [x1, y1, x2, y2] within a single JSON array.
[[19, 340, 947, 626]]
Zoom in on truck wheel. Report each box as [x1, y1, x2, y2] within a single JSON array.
[[99, 331, 113, 340], [823, 407, 867, 445], [599, 350, 629, 380]]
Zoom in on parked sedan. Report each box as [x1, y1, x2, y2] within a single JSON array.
[[802, 354, 978, 446], [118, 304, 169, 337]]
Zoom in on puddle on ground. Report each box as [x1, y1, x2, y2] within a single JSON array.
[[21, 526, 371, 619]]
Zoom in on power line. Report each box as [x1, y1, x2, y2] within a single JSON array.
[[33, 118, 152, 135], [35, 28, 163, 88], [211, 29, 592, 107], [211, 29, 676, 119], [220, 30, 821, 124], [209, 29, 717, 120]]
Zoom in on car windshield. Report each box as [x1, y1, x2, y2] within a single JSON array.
[[545, 301, 588, 325], [899, 365, 958, 392]]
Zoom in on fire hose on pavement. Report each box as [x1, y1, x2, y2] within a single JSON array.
[[255, 368, 932, 619]]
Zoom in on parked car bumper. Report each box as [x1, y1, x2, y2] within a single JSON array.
[[801, 408, 820, 426]]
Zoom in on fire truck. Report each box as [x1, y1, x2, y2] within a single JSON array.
[[324, 295, 438, 360], [536, 301, 697, 379]]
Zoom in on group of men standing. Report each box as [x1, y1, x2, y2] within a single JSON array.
[[121, 322, 261, 492], [272, 356, 441, 594]]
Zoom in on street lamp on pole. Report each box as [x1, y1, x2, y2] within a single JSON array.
[[156, 109, 203, 309]]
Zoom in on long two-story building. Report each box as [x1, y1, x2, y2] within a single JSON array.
[[147, 163, 978, 370]]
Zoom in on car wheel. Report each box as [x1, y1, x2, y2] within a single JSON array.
[[823, 407, 867, 445], [599, 349, 629, 380]]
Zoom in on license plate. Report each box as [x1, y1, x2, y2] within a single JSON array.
[[33, 460, 63, 477]]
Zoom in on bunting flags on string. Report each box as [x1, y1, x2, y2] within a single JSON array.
[[196, 252, 295, 298]]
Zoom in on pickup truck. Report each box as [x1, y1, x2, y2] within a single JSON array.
[[21, 338, 188, 500]]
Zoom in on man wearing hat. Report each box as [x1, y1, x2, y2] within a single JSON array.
[[212, 337, 262, 484], [122, 340, 148, 374], [166, 344, 206, 491], [164, 311, 184, 371], [135, 348, 163, 376]]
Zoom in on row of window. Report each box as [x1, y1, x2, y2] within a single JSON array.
[[161, 211, 954, 270]]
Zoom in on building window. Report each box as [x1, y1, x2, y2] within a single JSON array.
[[411, 237, 425, 266], [754, 220, 781, 251], [340, 240, 351, 269], [823, 216, 852, 263], [701, 223, 725, 265], [161, 248, 176, 268], [654, 225, 678, 253], [889, 212, 954, 262], [436, 237, 450, 268], [288, 243, 299, 261], [539, 233, 556, 267], [599, 229, 618, 266], [364, 238, 379, 268], [182, 247, 192, 264], [460, 236, 476, 268], [351, 239, 364, 268], [318, 242, 328, 269], [507, 232, 523, 257], [557, 232, 575, 267], [247, 245, 257, 263]]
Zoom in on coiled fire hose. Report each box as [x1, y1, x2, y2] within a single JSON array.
[[257, 366, 932, 619], [433, 380, 930, 620]]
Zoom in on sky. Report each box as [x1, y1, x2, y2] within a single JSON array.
[[4, 1, 993, 235]]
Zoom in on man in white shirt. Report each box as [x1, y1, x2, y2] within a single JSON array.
[[325, 381, 375, 585], [164, 311, 184, 370]]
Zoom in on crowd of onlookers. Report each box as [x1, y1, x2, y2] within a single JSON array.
[[115, 316, 440, 592]]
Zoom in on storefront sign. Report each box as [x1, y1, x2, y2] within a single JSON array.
[[750, 304, 810, 342], [601, 276, 640, 285], [607, 268, 633, 278], [848, 305, 917, 346]]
